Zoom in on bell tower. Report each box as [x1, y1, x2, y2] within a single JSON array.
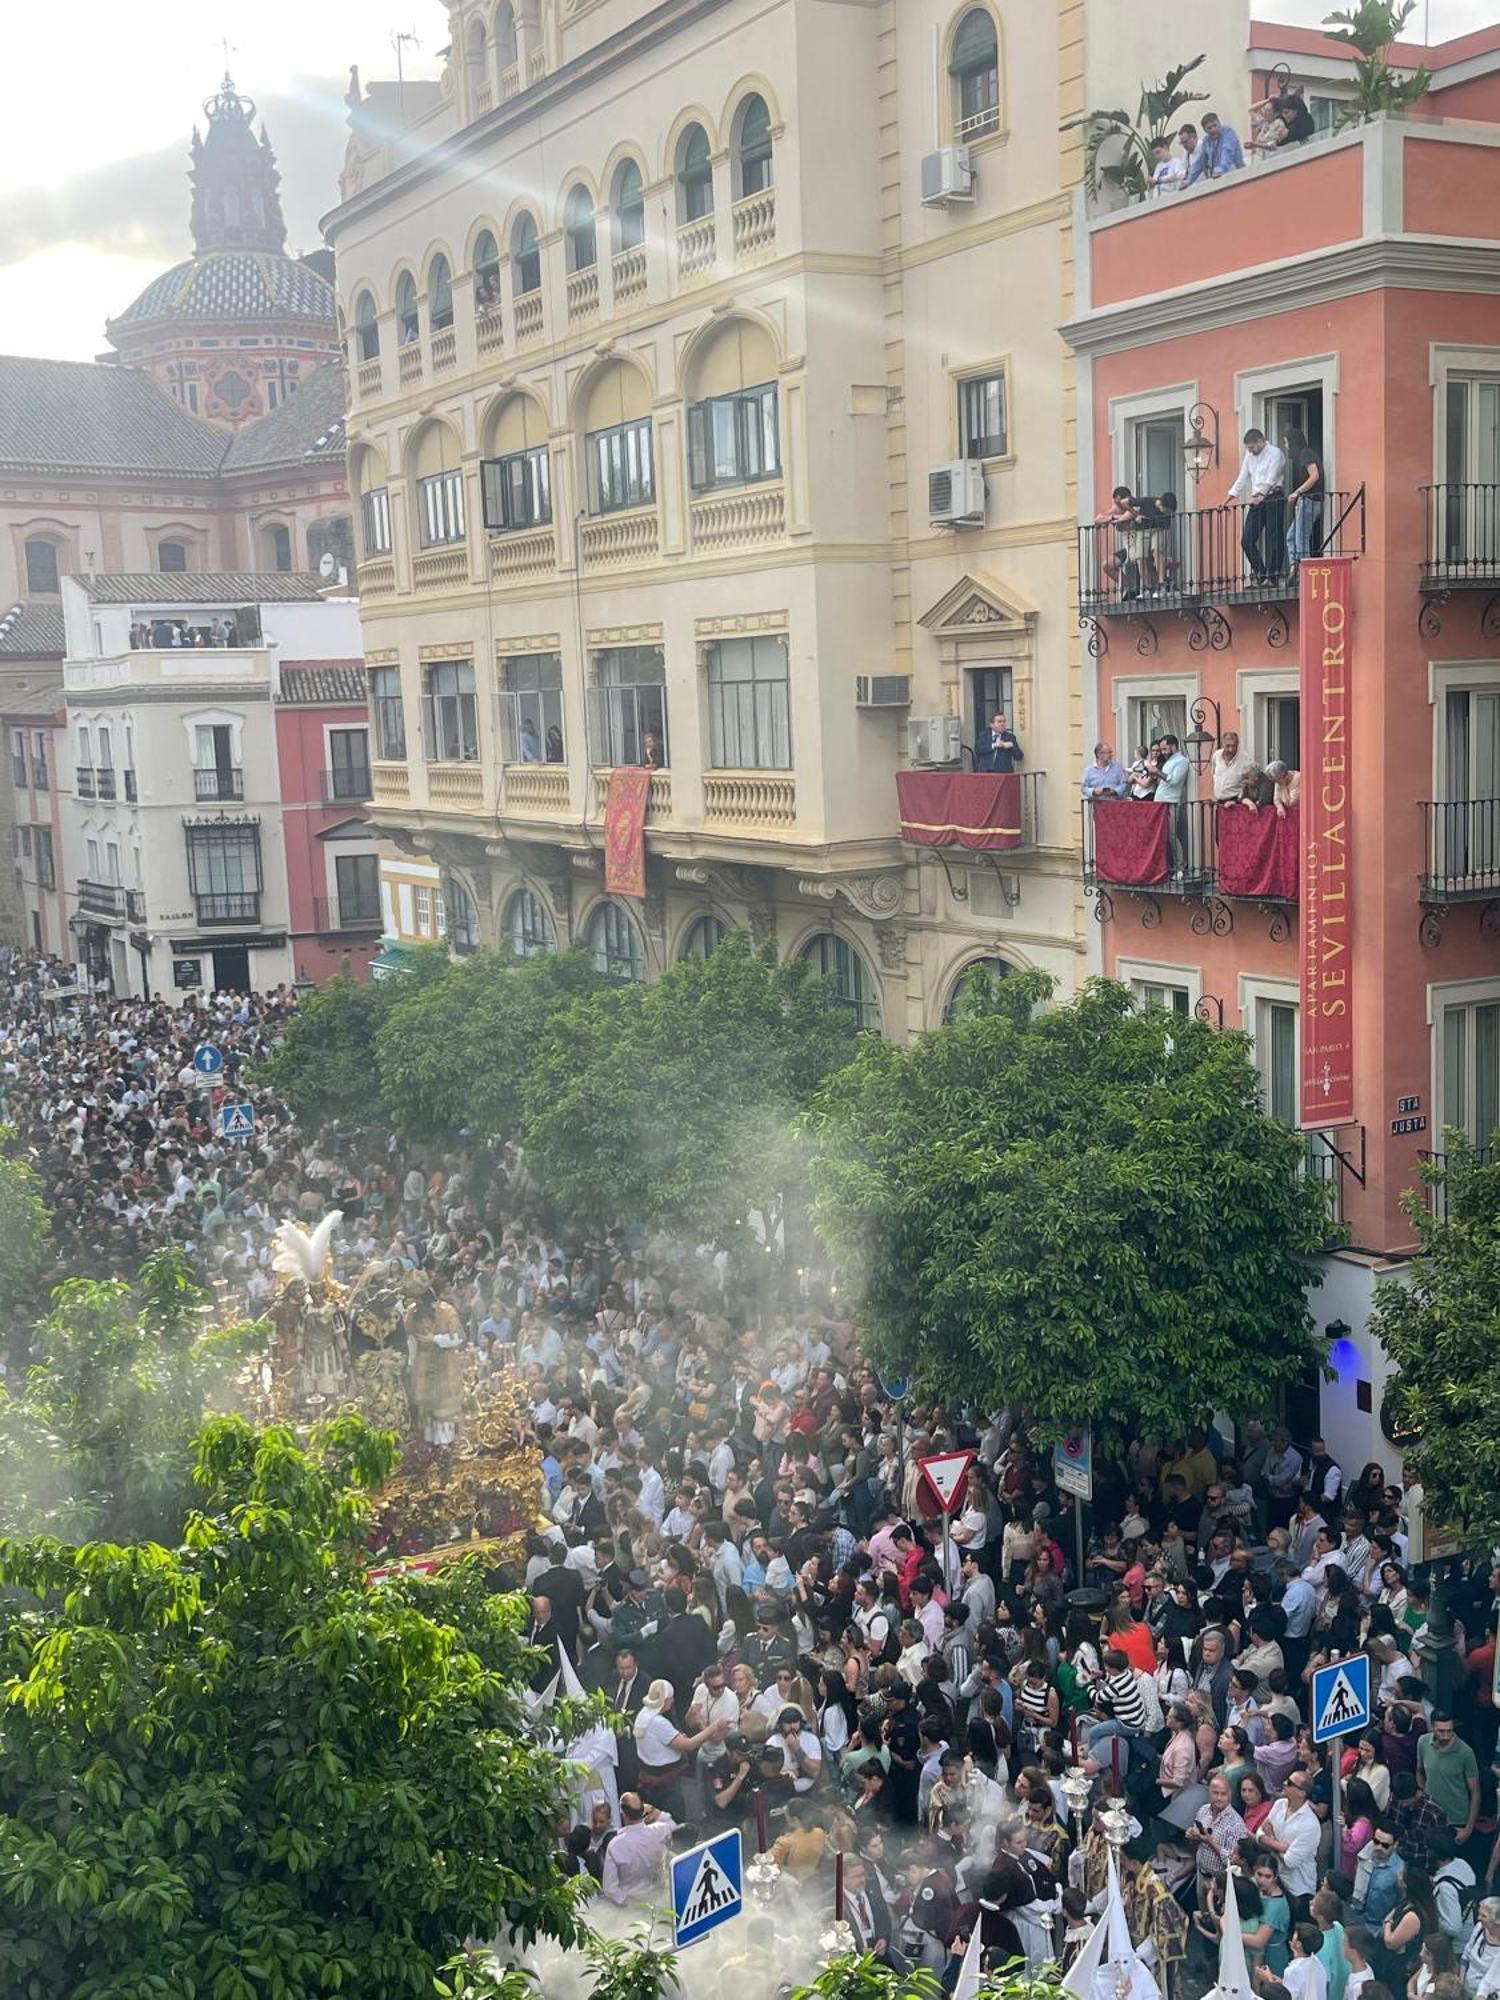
[[189, 75, 287, 253]]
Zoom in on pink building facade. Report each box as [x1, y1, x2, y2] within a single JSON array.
[[273, 664, 380, 986]]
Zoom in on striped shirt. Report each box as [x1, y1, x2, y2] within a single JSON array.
[[1097, 1667, 1148, 1733]]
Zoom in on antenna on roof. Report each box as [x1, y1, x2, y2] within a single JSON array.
[[392, 30, 420, 120]]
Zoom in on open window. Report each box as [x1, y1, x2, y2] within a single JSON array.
[[734, 95, 774, 198], [676, 125, 713, 223], [512, 213, 541, 296], [564, 185, 597, 271], [949, 7, 1001, 141], [613, 160, 645, 251]]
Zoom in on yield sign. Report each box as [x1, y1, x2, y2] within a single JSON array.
[[918, 1448, 975, 1517]]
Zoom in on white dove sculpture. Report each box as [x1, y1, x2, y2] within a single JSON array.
[[271, 1210, 344, 1289]]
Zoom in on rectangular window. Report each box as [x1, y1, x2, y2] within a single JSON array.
[[360, 487, 392, 557], [335, 853, 381, 924], [958, 372, 1008, 460], [415, 884, 432, 934], [706, 635, 791, 769], [587, 418, 654, 514], [86, 836, 101, 878], [500, 653, 565, 764], [36, 829, 55, 890], [1132, 978, 1190, 1015], [1441, 997, 1500, 1155], [481, 448, 552, 532], [31, 733, 48, 789], [185, 823, 263, 922], [1131, 415, 1185, 502], [19, 826, 31, 857], [423, 659, 479, 763], [416, 469, 466, 547], [1263, 693, 1301, 771], [370, 665, 407, 761], [592, 646, 667, 768], [968, 667, 1014, 747], [686, 384, 780, 492], [1256, 997, 1299, 1129], [327, 727, 371, 800], [192, 723, 240, 801], [10, 731, 26, 787]]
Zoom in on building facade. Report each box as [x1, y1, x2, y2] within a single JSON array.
[[1064, 21, 1500, 1470], [58, 575, 377, 996], [327, 0, 1242, 1032]]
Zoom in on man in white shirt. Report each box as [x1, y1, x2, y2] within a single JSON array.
[[1228, 427, 1289, 584], [1211, 730, 1255, 802], [766, 1710, 822, 1793], [602, 1795, 677, 1905], [686, 1664, 739, 1773], [1258, 1770, 1321, 1899]]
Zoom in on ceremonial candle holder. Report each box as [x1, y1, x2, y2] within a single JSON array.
[[1096, 1795, 1133, 1858], [746, 1851, 782, 1909], [1061, 1762, 1093, 1845], [818, 1917, 856, 1964]]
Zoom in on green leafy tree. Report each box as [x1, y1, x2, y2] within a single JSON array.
[[0, 1249, 262, 1542], [519, 931, 860, 1240], [789, 1951, 1061, 1999], [1061, 56, 1209, 200], [578, 1927, 681, 1999], [803, 975, 1330, 1436], [375, 948, 604, 1144], [259, 953, 446, 1130], [0, 1413, 588, 2000], [1324, 2, 1432, 125], [1368, 1136, 1500, 1543], [0, 1125, 51, 1322]]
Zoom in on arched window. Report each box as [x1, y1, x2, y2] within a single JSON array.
[[442, 873, 479, 953], [263, 524, 293, 573], [950, 7, 1000, 140], [677, 125, 713, 223], [735, 95, 774, 198], [24, 538, 61, 596], [801, 934, 879, 1033], [353, 291, 380, 361], [614, 160, 645, 251], [494, 0, 517, 68], [429, 253, 454, 330], [466, 17, 488, 101], [157, 540, 188, 574], [396, 271, 419, 345], [564, 185, 597, 271], [681, 915, 727, 962], [473, 229, 502, 309], [505, 888, 555, 958], [512, 214, 541, 296], [943, 955, 1014, 1023], [586, 901, 645, 982]]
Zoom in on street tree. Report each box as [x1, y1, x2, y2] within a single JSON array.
[[258, 952, 446, 1131], [0, 1125, 51, 1324], [1368, 1137, 1500, 1544], [0, 1413, 587, 2000], [803, 975, 1330, 1436]]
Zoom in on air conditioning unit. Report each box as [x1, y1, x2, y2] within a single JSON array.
[[921, 145, 975, 208], [907, 715, 963, 766], [856, 673, 912, 709], [928, 459, 986, 528]]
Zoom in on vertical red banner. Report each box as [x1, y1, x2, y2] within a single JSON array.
[[603, 766, 650, 899], [1298, 558, 1354, 1129]]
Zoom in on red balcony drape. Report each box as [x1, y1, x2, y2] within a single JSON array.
[[1092, 798, 1169, 885], [1216, 801, 1299, 901], [896, 770, 1023, 850]]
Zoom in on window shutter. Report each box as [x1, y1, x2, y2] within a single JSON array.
[[949, 8, 997, 75]]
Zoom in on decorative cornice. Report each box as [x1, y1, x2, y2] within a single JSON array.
[[417, 641, 475, 660], [494, 632, 562, 655], [798, 870, 905, 922], [585, 622, 662, 647], [694, 610, 788, 638]]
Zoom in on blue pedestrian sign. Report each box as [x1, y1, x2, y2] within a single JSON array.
[[193, 1043, 223, 1075], [1312, 1651, 1371, 1743], [670, 1828, 743, 1949], [218, 1101, 256, 1140], [878, 1373, 910, 1403]]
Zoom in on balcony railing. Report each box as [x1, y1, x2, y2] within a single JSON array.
[[398, 343, 423, 386], [194, 768, 244, 802], [690, 484, 786, 553], [1079, 488, 1365, 616], [703, 771, 797, 830], [412, 545, 470, 591], [77, 879, 126, 919], [1082, 796, 1301, 906], [612, 246, 647, 305], [357, 357, 382, 400], [372, 762, 411, 804], [491, 526, 556, 583], [314, 893, 383, 932], [430, 324, 457, 372], [1420, 798, 1500, 901], [95, 768, 117, 800], [358, 557, 396, 599], [580, 506, 660, 569], [567, 266, 600, 322], [677, 216, 716, 283], [499, 62, 520, 100], [123, 769, 136, 802], [514, 291, 544, 344], [592, 769, 672, 821], [322, 765, 373, 804], [194, 891, 260, 925], [732, 188, 776, 264], [476, 303, 505, 355], [503, 764, 571, 815], [1421, 483, 1500, 587], [1418, 1145, 1496, 1219], [427, 761, 485, 811], [898, 770, 1045, 853], [76, 765, 95, 799]]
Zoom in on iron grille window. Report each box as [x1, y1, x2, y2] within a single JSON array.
[[417, 469, 466, 547], [481, 448, 551, 532], [360, 488, 392, 556], [500, 653, 564, 764], [592, 647, 666, 768], [687, 383, 779, 492], [370, 665, 407, 761], [706, 635, 791, 769], [185, 823, 262, 918], [423, 660, 479, 763], [587, 418, 654, 514]]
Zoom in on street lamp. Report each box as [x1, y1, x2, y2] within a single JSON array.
[[1184, 403, 1221, 485], [1185, 695, 1223, 773]]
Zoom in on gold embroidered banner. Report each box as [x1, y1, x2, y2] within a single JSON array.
[[603, 766, 650, 899]]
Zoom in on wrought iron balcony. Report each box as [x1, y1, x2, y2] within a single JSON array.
[[321, 764, 373, 804], [194, 891, 260, 925], [313, 893, 382, 932], [76, 765, 95, 798], [77, 879, 126, 919], [1420, 799, 1500, 903], [1421, 483, 1500, 588], [95, 768, 117, 800], [194, 768, 244, 802]]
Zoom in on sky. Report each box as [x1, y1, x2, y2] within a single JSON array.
[[1, 0, 1496, 363]]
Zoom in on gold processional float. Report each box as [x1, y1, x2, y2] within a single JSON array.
[[245, 1212, 546, 1580]]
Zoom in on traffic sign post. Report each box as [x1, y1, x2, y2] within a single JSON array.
[[1312, 1650, 1372, 1877], [671, 1828, 743, 1950], [1053, 1432, 1094, 1588], [193, 1043, 223, 1076], [218, 1101, 256, 1140], [918, 1449, 975, 1603]]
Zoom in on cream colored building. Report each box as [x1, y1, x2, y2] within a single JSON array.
[[328, 0, 1243, 1034]]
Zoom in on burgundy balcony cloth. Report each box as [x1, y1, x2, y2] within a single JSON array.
[[1092, 798, 1169, 886], [896, 770, 1023, 850], [1216, 801, 1299, 901]]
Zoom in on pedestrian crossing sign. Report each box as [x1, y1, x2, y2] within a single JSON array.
[[1311, 1651, 1370, 1742], [671, 1828, 743, 1949], [218, 1101, 256, 1139]]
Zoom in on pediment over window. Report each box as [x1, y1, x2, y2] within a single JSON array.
[[917, 571, 1037, 637]]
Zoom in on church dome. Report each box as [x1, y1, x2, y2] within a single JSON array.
[[109, 249, 335, 332]]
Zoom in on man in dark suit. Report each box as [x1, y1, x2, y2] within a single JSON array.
[[535, 1551, 586, 1660], [657, 1585, 715, 1713], [609, 1642, 648, 1793], [527, 1594, 562, 1693], [844, 1856, 902, 1967], [975, 711, 1023, 773]]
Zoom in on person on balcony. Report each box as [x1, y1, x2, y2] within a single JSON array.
[[1149, 136, 1186, 196], [518, 715, 541, 762], [1099, 486, 1138, 596], [1083, 742, 1128, 800], [976, 712, 1023, 774], [1229, 429, 1289, 585], [1212, 730, 1254, 802], [1136, 490, 1180, 594], [1268, 762, 1301, 817], [1283, 428, 1324, 572], [1185, 111, 1246, 185], [1177, 123, 1201, 179], [1155, 734, 1193, 874]]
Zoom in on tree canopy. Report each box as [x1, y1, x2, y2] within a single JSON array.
[[0, 1124, 51, 1324], [803, 975, 1330, 1436], [1369, 1138, 1500, 1544], [257, 952, 447, 1132], [0, 1414, 586, 2000]]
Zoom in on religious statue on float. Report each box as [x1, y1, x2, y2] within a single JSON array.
[[266, 1210, 349, 1414]]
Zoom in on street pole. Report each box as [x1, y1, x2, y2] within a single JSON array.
[[1074, 1493, 1086, 1588], [942, 1509, 954, 1601]]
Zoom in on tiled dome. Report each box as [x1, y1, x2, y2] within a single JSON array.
[[110, 249, 336, 332]]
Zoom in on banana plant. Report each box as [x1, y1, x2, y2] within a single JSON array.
[[1322, 2, 1432, 125], [1061, 55, 1209, 201]]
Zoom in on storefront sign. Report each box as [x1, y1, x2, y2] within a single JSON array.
[[1299, 558, 1354, 1130]]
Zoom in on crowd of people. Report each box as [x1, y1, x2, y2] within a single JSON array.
[[2, 951, 1499, 1999]]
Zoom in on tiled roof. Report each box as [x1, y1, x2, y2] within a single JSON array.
[[0, 670, 63, 716], [78, 571, 328, 605], [0, 601, 66, 659], [277, 662, 367, 704], [0, 356, 226, 478], [109, 249, 336, 330], [220, 364, 346, 474]]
